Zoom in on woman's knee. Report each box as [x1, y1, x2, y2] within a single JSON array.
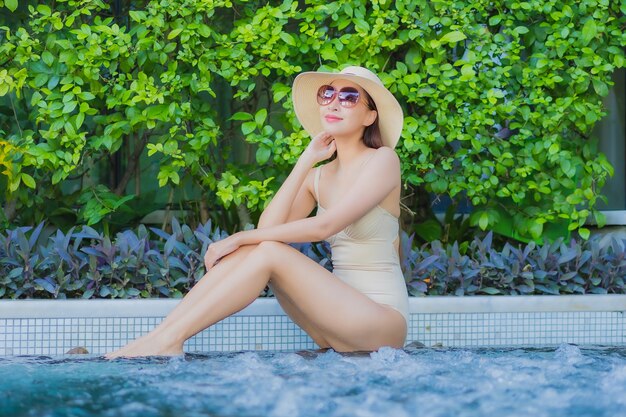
[[253, 241, 290, 261], [219, 243, 259, 263], [256, 240, 286, 251]]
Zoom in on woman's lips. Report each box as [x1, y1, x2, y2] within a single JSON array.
[[324, 115, 343, 122]]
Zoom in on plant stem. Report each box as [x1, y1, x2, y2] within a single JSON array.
[[8, 92, 22, 137]]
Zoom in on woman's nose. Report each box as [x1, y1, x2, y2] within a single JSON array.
[[327, 96, 340, 110]]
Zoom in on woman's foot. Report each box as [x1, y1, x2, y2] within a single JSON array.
[[104, 332, 184, 359]]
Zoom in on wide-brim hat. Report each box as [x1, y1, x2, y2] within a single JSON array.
[[292, 66, 404, 149]]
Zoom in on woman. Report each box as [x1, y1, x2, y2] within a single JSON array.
[[105, 66, 409, 358]]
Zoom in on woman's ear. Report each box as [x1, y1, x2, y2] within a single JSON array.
[[364, 109, 378, 127]]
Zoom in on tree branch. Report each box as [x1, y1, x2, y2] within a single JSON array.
[[113, 133, 149, 195]]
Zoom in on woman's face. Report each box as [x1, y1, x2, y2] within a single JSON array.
[[318, 79, 377, 139]]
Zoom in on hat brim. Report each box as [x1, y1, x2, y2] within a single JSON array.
[[292, 71, 403, 149]]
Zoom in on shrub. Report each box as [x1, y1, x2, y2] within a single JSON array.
[[0, 221, 624, 299], [0, 219, 227, 298], [402, 232, 626, 296], [1, 1, 625, 242]]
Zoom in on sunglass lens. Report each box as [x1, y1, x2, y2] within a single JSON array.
[[317, 85, 335, 105], [338, 88, 360, 107]]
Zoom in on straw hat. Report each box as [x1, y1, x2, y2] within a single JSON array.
[[292, 66, 404, 149]]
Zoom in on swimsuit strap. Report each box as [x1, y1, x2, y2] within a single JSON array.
[[314, 165, 322, 203]]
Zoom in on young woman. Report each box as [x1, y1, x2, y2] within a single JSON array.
[[105, 66, 409, 358]]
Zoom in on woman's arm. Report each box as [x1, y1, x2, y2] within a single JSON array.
[[237, 147, 400, 245], [257, 157, 314, 228], [258, 132, 336, 228], [204, 147, 399, 269]]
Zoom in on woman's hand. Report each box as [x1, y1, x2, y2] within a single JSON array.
[[300, 131, 336, 166], [204, 233, 242, 271]]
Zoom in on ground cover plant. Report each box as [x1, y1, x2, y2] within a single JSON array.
[[0, 0, 625, 244], [0, 221, 624, 299]]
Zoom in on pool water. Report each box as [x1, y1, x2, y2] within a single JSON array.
[[1, 344, 625, 417]]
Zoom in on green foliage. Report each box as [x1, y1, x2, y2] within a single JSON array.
[[0, 0, 625, 242], [77, 185, 135, 226]]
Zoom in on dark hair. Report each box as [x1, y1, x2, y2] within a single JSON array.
[[362, 90, 383, 149], [363, 90, 403, 266]]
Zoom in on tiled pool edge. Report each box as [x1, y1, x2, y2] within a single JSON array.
[[1, 295, 625, 355]]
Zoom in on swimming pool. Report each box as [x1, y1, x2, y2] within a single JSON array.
[[1, 344, 625, 417]]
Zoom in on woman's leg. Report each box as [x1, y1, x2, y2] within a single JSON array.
[[270, 283, 331, 349], [105, 244, 261, 358], [105, 243, 331, 358], [106, 240, 405, 358], [252, 242, 406, 352]]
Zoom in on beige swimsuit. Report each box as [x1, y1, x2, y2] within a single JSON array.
[[313, 164, 410, 327]]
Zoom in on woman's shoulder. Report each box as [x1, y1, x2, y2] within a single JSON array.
[[368, 146, 400, 169], [374, 145, 399, 158]]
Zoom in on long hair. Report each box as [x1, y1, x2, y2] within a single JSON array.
[[362, 90, 383, 149], [363, 91, 405, 265]]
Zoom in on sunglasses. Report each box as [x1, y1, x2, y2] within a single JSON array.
[[316, 85, 366, 108]]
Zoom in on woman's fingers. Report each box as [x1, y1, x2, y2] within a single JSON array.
[[204, 246, 220, 270], [204, 254, 214, 271], [314, 131, 331, 143], [301, 131, 335, 165], [204, 236, 240, 271], [316, 132, 334, 149]]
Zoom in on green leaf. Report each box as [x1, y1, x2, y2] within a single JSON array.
[[581, 18, 597, 45], [279, 32, 296, 46], [578, 227, 590, 240], [198, 24, 211, 38], [594, 211, 606, 228], [5, 0, 17, 12], [33, 74, 48, 88], [255, 108, 267, 127], [592, 78, 608, 96], [36, 4, 51, 16], [63, 101, 77, 113], [21, 173, 36, 189], [168, 28, 183, 40], [514, 26, 529, 35], [488, 15, 502, 26], [242, 121, 256, 136], [78, 92, 95, 100], [129, 10, 146, 21], [64, 121, 76, 136], [548, 143, 559, 154], [256, 147, 271, 165], [440, 31, 466, 44], [414, 219, 442, 241], [144, 104, 169, 120], [431, 178, 448, 193], [52, 170, 65, 185], [529, 221, 544, 240], [75, 112, 85, 129], [231, 112, 253, 121], [42, 51, 54, 66], [163, 140, 178, 154], [478, 212, 489, 230]]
